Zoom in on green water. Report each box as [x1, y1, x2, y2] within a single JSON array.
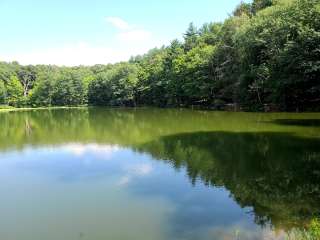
[[0, 108, 320, 240]]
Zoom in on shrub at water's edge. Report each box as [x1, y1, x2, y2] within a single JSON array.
[[286, 218, 320, 240]]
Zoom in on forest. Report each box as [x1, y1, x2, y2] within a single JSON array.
[[0, 0, 319, 111]]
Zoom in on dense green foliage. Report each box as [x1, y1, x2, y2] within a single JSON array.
[[0, 81, 6, 104], [288, 218, 320, 239], [88, 63, 139, 106], [0, 0, 319, 111]]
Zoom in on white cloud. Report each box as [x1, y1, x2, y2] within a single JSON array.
[[106, 16, 130, 30], [124, 163, 153, 176], [106, 16, 152, 43], [130, 163, 153, 176], [1, 42, 130, 66], [0, 38, 165, 66], [117, 29, 152, 42], [63, 143, 120, 159], [117, 163, 153, 187], [0, 17, 169, 66], [117, 176, 131, 186]]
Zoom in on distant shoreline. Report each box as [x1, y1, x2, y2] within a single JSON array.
[[1, 105, 320, 114]]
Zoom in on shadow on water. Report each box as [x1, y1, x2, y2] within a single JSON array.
[[271, 119, 320, 127], [136, 131, 320, 230]]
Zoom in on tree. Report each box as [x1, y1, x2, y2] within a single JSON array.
[[198, 22, 222, 45], [0, 81, 6, 104], [251, 0, 273, 14], [88, 72, 113, 106], [30, 76, 55, 107], [207, 14, 249, 106], [173, 44, 215, 105], [237, 0, 320, 110], [18, 65, 36, 97], [51, 69, 86, 106], [6, 75, 24, 106], [0, 61, 19, 84], [88, 63, 138, 106], [184, 23, 199, 51], [233, 1, 252, 16], [135, 48, 168, 106]]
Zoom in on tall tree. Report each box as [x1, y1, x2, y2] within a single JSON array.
[[18, 65, 36, 97], [0, 81, 6, 104], [184, 23, 199, 51], [233, 1, 252, 16], [251, 0, 273, 14], [6, 76, 24, 106]]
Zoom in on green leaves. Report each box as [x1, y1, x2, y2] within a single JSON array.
[[0, 81, 6, 104], [88, 63, 139, 106], [236, 0, 320, 110], [6, 75, 24, 106]]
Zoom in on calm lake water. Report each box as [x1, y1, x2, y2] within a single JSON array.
[[0, 108, 320, 240]]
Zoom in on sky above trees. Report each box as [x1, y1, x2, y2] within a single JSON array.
[[0, 0, 250, 66]]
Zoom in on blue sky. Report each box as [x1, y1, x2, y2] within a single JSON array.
[[0, 0, 249, 66]]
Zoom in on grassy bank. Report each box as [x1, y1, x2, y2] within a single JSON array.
[[0, 105, 15, 112], [0, 105, 87, 113]]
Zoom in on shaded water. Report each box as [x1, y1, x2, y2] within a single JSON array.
[[0, 108, 320, 240]]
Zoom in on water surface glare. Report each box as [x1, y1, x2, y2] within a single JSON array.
[[0, 108, 320, 240]]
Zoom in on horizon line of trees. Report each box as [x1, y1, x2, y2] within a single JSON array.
[[0, 0, 319, 111]]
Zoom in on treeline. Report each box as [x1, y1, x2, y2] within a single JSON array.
[[0, 0, 319, 111]]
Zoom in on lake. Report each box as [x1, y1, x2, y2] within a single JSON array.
[[0, 108, 320, 240]]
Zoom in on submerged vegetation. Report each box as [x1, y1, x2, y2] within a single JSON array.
[[0, 0, 319, 111]]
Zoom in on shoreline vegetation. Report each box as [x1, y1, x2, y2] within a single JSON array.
[[0, 0, 319, 112], [2, 105, 320, 114], [0, 105, 88, 113], [287, 218, 320, 240]]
